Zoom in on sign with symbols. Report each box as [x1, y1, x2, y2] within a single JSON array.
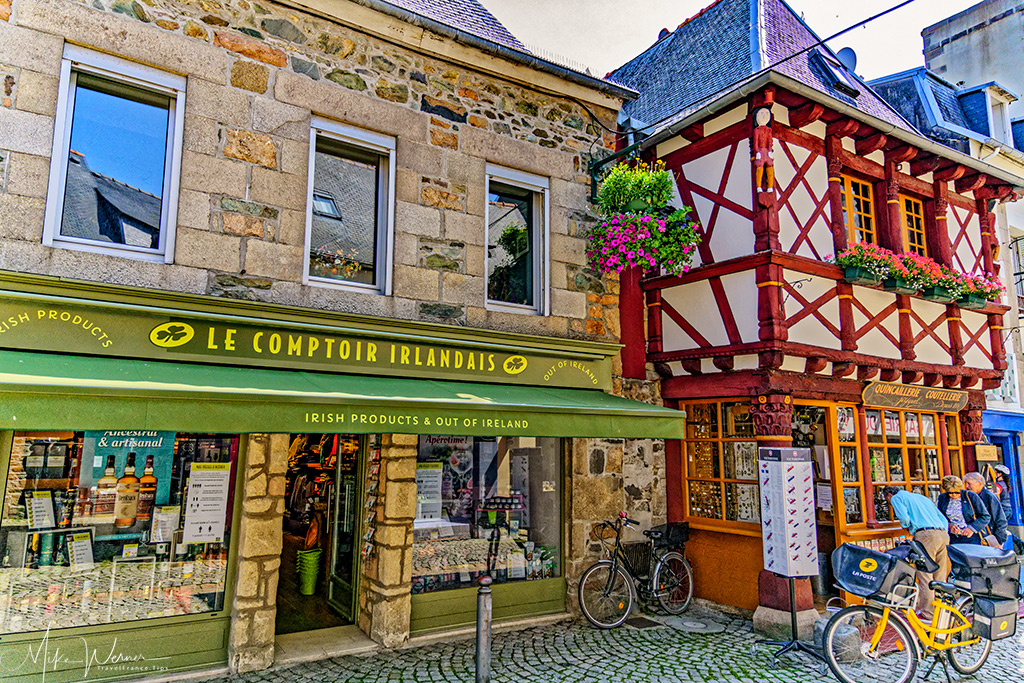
[[182, 463, 232, 543], [759, 448, 818, 578], [862, 381, 968, 413]]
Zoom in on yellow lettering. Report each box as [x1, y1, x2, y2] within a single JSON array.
[[324, 338, 334, 358], [367, 342, 377, 363], [269, 333, 282, 354], [340, 340, 351, 360], [401, 346, 411, 364], [307, 337, 320, 357], [207, 328, 219, 350], [253, 331, 263, 353], [390, 344, 396, 364], [288, 335, 302, 356], [488, 354, 495, 372], [441, 349, 450, 367], [455, 350, 464, 369], [356, 340, 362, 361], [48, 310, 58, 320], [467, 353, 476, 370], [224, 328, 236, 351], [415, 347, 422, 366], [60, 312, 71, 322], [427, 348, 436, 366]]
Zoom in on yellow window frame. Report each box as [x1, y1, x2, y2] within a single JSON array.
[[840, 175, 876, 244], [900, 195, 927, 256]]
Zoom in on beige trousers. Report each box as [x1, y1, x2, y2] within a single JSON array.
[[913, 528, 951, 619]]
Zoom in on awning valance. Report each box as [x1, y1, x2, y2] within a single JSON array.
[[0, 350, 684, 439]]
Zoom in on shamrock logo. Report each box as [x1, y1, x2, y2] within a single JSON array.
[[149, 321, 196, 348], [502, 355, 528, 375]]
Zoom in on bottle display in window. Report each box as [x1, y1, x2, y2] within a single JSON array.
[[137, 454, 158, 521], [114, 452, 140, 528], [93, 455, 118, 521]]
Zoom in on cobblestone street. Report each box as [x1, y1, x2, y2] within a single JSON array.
[[219, 607, 1024, 683]]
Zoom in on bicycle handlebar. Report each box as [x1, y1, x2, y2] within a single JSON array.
[[618, 512, 640, 526]]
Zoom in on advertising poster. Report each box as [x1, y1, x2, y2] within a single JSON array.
[[81, 431, 176, 507], [182, 463, 232, 543], [415, 463, 443, 519], [758, 447, 819, 577]]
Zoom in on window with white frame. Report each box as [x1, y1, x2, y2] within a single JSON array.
[[43, 46, 185, 263], [305, 117, 395, 292], [485, 164, 549, 314]]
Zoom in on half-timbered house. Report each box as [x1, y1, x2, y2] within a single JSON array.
[[610, 0, 1024, 614]]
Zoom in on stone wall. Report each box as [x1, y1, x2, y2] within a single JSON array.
[[229, 433, 288, 673], [0, 0, 621, 342]]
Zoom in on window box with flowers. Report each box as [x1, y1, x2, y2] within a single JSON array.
[[957, 273, 1004, 309], [833, 243, 896, 286], [587, 161, 701, 276]]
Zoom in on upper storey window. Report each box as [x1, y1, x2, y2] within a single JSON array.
[[43, 46, 186, 263], [840, 175, 875, 244], [900, 196, 927, 257], [305, 117, 395, 293]]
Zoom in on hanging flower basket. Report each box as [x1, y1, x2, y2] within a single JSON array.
[[957, 294, 988, 310], [843, 266, 884, 286], [920, 285, 955, 303], [882, 277, 918, 295]]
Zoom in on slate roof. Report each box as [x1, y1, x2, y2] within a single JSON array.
[[60, 151, 161, 248], [609, 0, 913, 133], [869, 68, 1024, 155], [384, 0, 526, 52]]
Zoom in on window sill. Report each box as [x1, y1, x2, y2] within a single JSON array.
[[47, 239, 168, 264], [306, 276, 385, 296], [485, 300, 544, 316]]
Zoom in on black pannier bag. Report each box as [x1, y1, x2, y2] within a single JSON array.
[[948, 544, 1020, 600], [649, 522, 689, 548], [973, 597, 1018, 641], [832, 544, 916, 599]]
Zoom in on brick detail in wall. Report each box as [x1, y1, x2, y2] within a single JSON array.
[[228, 433, 289, 674], [358, 433, 417, 648]]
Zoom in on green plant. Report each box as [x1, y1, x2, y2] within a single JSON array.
[[832, 243, 901, 279], [586, 207, 700, 276], [597, 160, 674, 214], [309, 246, 363, 280], [488, 221, 531, 304], [960, 273, 1005, 301]]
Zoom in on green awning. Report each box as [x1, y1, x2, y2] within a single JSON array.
[[0, 350, 684, 438]]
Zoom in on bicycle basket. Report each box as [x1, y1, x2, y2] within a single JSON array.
[[831, 544, 915, 599], [649, 522, 689, 548], [620, 541, 652, 579]]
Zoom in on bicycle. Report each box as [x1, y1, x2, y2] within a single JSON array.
[[821, 540, 1016, 683], [578, 512, 693, 628]]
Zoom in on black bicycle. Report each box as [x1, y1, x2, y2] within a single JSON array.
[[578, 512, 693, 628]]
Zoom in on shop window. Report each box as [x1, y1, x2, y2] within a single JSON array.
[[412, 436, 561, 594], [305, 117, 395, 293], [866, 409, 945, 521], [835, 406, 865, 526], [486, 165, 549, 314], [900, 195, 927, 256], [0, 431, 239, 635], [840, 176, 875, 244], [682, 401, 760, 526], [43, 46, 185, 263]]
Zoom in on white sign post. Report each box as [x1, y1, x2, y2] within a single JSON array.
[[758, 447, 818, 577]]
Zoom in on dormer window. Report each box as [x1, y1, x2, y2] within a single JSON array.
[[811, 49, 860, 98]]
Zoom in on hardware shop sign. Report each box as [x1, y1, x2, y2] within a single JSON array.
[[862, 381, 968, 413]]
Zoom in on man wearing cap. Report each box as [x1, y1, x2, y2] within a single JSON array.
[[964, 472, 1008, 545], [991, 464, 1013, 521], [883, 486, 950, 619]]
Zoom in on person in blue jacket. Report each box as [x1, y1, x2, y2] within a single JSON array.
[[964, 472, 1008, 544], [937, 475, 990, 545]]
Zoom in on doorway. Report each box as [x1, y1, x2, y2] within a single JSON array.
[[275, 433, 362, 635]]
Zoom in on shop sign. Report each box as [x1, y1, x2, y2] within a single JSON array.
[[862, 381, 968, 413], [975, 444, 1000, 462], [0, 292, 610, 391]]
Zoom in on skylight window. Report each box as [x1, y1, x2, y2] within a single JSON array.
[[811, 49, 860, 98]]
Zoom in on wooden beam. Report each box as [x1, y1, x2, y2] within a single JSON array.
[[942, 374, 962, 389], [855, 133, 887, 155], [923, 372, 942, 387], [909, 157, 941, 177], [934, 164, 966, 181], [955, 173, 987, 194], [805, 357, 828, 373], [981, 378, 1001, 390], [788, 102, 826, 129], [832, 362, 856, 378], [976, 184, 1013, 201], [880, 368, 901, 382], [713, 355, 734, 371], [826, 118, 859, 138], [902, 370, 923, 384], [885, 145, 918, 164], [679, 123, 704, 142], [680, 358, 702, 375], [857, 365, 880, 381]]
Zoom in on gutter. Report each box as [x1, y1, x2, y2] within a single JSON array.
[[343, 0, 637, 100], [639, 72, 1024, 195]]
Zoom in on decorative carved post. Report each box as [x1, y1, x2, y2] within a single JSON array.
[[750, 394, 794, 446], [959, 405, 985, 472], [750, 88, 779, 253], [928, 182, 954, 266], [976, 197, 997, 276], [896, 294, 916, 361], [881, 160, 903, 253], [947, 304, 964, 367], [825, 135, 848, 256], [989, 311, 1007, 371], [837, 281, 857, 352], [756, 262, 787, 370]]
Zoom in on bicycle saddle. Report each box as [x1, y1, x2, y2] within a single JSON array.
[[927, 579, 957, 594], [643, 528, 663, 539]]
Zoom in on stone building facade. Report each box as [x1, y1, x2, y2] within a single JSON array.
[[0, 0, 670, 676]]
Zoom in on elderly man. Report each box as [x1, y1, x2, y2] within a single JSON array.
[[964, 472, 1009, 545], [883, 486, 950, 619]]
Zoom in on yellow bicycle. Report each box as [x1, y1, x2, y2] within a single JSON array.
[[822, 541, 997, 683]]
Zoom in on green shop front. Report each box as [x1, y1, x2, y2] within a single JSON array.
[[0, 272, 683, 680]]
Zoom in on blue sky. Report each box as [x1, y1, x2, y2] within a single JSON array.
[[68, 84, 169, 198]]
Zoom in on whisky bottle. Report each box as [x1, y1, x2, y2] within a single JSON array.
[[137, 454, 158, 521], [94, 455, 118, 521], [114, 452, 140, 528]]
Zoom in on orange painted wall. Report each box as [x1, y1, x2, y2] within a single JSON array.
[[687, 529, 762, 611]]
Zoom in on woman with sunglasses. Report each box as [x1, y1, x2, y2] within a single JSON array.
[[937, 475, 991, 545]]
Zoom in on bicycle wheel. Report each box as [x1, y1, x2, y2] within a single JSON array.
[[947, 594, 991, 675], [653, 551, 693, 614], [578, 560, 634, 628], [823, 604, 918, 683]]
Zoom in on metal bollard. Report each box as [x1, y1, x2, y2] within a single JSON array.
[[475, 575, 493, 683]]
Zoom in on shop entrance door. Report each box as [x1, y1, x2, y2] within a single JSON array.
[[326, 436, 361, 621]]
